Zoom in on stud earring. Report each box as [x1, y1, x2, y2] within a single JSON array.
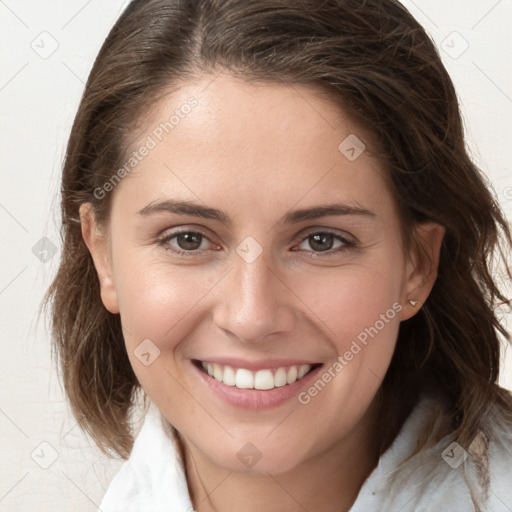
[[409, 300, 419, 307]]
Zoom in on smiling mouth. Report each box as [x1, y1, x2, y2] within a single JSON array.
[[193, 360, 321, 391]]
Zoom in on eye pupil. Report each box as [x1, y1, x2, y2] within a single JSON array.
[[177, 232, 202, 250], [309, 233, 334, 252]]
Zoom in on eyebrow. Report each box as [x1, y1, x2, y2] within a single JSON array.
[[136, 199, 376, 225]]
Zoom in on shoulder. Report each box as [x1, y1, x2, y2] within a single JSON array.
[[481, 393, 512, 508], [98, 402, 193, 512], [351, 392, 512, 512]]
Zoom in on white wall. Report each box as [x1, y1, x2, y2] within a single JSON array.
[[0, 1, 510, 510]]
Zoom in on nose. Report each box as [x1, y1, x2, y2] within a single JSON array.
[[212, 249, 296, 343]]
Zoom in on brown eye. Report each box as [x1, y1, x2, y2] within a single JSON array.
[[175, 232, 204, 251], [159, 229, 216, 254], [308, 233, 335, 252], [295, 230, 354, 256]]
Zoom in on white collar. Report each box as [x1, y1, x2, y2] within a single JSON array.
[[99, 395, 512, 511]]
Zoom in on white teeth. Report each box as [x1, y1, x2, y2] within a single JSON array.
[[223, 365, 236, 386], [213, 363, 223, 382], [254, 369, 274, 390], [298, 364, 310, 379], [274, 367, 287, 387], [286, 365, 297, 384], [202, 362, 314, 390], [235, 368, 254, 389]]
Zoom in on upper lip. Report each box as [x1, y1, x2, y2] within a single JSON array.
[[194, 357, 320, 372]]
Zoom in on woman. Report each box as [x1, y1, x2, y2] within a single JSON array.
[[44, 0, 512, 510]]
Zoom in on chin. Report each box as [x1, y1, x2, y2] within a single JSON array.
[[202, 437, 312, 476]]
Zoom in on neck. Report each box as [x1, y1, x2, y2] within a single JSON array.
[[180, 400, 384, 512]]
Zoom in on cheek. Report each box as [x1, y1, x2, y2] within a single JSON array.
[[291, 264, 403, 426], [113, 254, 219, 351], [113, 257, 222, 410], [295, 256, 403, 341], [291, 255, 404, 411]]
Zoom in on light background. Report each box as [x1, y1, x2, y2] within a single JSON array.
[[1, 0, 511, 510]]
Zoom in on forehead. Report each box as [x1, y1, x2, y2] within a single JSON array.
[[112, 72, 393, 219]]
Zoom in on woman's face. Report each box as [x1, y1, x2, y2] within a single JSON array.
[[82, 73, 442, 474]]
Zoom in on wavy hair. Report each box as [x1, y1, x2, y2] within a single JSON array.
[[43, 0, 512, 459]]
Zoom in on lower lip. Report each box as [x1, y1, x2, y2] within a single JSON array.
[[192, 361, 323, 410]]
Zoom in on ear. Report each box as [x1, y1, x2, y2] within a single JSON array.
[[400, 222, 445, 321], [79, 203, 120, 314]]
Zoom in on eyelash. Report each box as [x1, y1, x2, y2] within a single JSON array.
[[157, 229, 355, 257]]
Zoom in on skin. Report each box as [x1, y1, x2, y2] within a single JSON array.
[[80, 72, 444, 512]]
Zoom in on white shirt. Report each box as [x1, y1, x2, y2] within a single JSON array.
[[99, 396, 512, 511]]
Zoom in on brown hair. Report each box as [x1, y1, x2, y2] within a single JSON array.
[[43, 0, 512, 459]]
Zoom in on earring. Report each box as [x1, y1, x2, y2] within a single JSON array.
[[409, 300, 419, 307]]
